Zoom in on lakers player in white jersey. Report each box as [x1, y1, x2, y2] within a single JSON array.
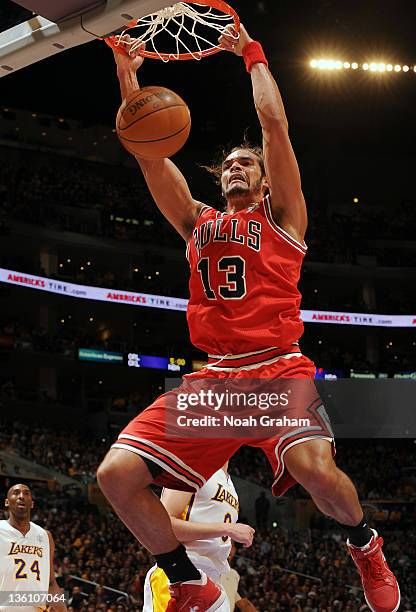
[[143, 464, 254, 612], [0, 484, 67, 612]]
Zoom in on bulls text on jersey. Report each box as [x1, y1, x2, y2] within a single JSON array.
[[193, 217, 262, 257]]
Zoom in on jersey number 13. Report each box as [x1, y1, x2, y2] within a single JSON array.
[[197, 256, 246, 300]]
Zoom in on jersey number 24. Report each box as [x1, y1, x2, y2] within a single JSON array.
[[14, 558, 41, 581]]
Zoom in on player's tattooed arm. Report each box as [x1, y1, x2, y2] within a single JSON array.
[[46, 531, 67, 612], [220, 25, 307, 244], [112, 36, 202, 240]]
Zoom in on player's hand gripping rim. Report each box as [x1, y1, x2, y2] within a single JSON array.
[[219, 23, 253, 56], [108, 34, 146, 72]]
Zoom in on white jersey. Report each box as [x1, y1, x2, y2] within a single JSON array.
[[182, 468, 239, 578], [143, 469, 238, 612], [0, 520, 50, 612]]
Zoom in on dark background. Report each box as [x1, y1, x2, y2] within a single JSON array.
[[2, 0, 416, 204]]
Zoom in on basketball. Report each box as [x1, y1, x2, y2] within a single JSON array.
[[116, 86, 191, 159]]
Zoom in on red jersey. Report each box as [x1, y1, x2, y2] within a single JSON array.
[[186, 195, 307, 355]]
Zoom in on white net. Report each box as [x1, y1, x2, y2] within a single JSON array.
[[112, 2, 238, 61]]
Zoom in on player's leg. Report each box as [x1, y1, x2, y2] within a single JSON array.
[[250, 354, 400, 612], [283, 439, 400, 612], [97, 448, 179, 554], [98, 447, 228, 610], [283, 439, 362, 525], [97, 382, 238, 611]]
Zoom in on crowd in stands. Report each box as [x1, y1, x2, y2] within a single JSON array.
[[0, 155, 182, 247], [0, 419, 105, 483], [231, 442, 416, 501], [0, 447, 415, 611], [2, 418, 416, 501], [234, 526, 415, 611], [1, 148, 416, 267]]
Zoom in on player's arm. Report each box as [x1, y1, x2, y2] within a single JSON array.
[[161, 489, 255, 546], [46, 531, 67, 612], [220, 26, 307, 243], [113, 41, 201, 241]]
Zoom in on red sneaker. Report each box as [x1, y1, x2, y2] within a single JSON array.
[[347, 529, 400, 612], [166, 571, 226, 612]]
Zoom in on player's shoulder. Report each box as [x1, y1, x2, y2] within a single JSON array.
[[0, 519, 13, 531], [261, 194, 308, 254], [29, 521, 49, 537], [195, 202, 220, 220]]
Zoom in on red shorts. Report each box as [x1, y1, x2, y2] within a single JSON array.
[[113, 348, 335, 497]]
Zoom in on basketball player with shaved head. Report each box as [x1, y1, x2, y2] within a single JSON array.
[[0, 484, 67, 612], [98, 25, 400, 612]]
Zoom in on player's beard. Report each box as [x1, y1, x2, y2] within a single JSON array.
[[226, 176, 264, 199]]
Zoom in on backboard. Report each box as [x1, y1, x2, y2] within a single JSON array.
[[0, 0, 174, 77]]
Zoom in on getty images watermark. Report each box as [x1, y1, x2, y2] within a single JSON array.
[[163, 379, 323, 439], [176, 389, 310, 428]]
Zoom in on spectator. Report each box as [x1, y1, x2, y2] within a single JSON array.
[[254, 492, 270, 530]]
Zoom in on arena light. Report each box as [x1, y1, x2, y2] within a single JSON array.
[[309, 58, 415, 75]]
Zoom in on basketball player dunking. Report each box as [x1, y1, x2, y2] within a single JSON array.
[[98, 25, 400, 612], [143, 463, 254, 611], [0, 484, 67, 612]]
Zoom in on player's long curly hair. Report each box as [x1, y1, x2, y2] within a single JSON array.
[[201, 140, 266, 186]]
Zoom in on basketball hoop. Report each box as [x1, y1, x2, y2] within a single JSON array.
[[104, 1, 240, 62]]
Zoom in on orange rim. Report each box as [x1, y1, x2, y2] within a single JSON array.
[[104, 0, 240, 61]]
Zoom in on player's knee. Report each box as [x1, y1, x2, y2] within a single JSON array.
[[97, 450, 151, 498], [303, 459, 338, 497], [285, 440, 337, 496], [96, 454, 121, 496]]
